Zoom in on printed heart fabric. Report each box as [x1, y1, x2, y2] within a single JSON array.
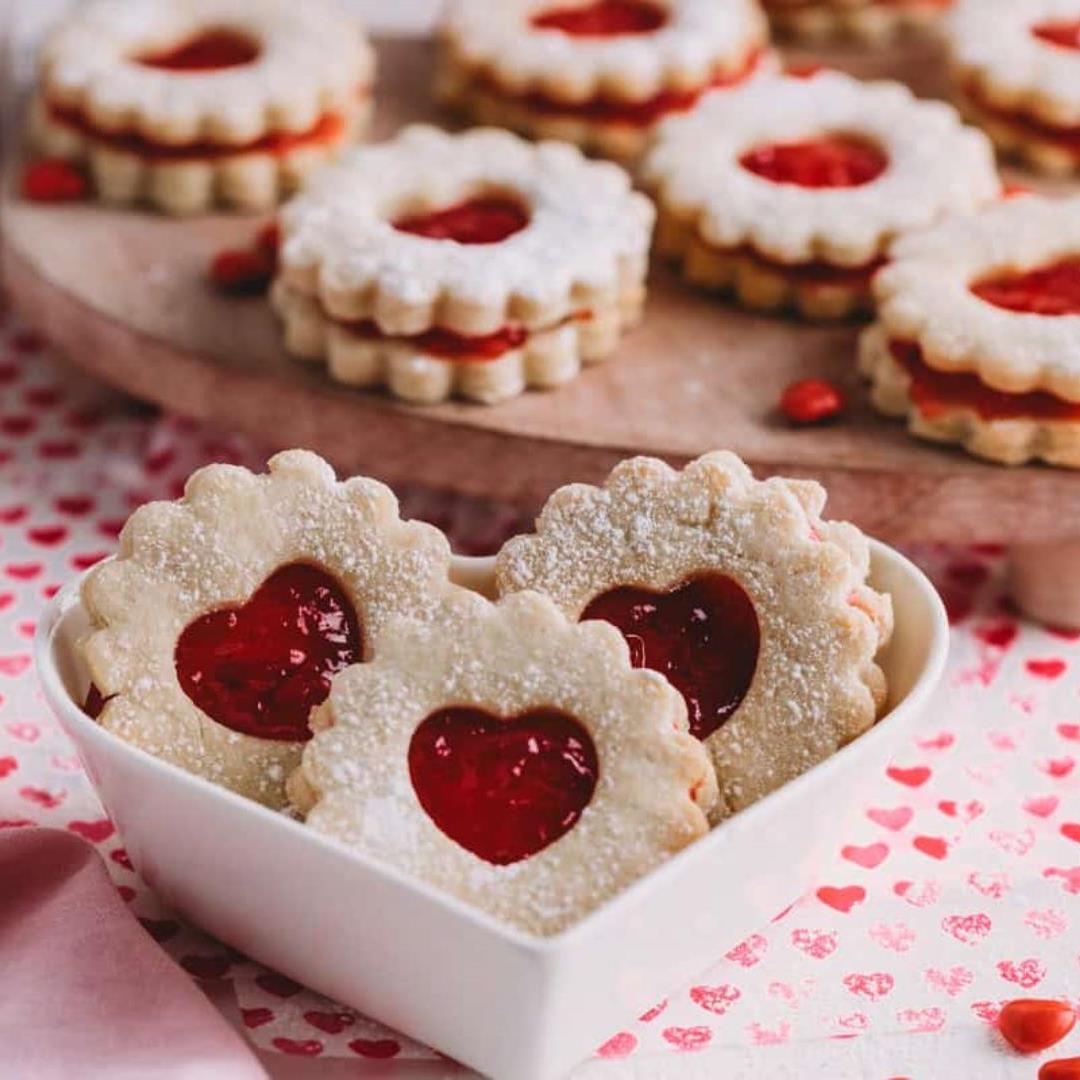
[[1, 308, 1080, 1073]]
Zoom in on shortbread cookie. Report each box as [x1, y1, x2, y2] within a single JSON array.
[[30, 0, 375, 214], [495, 453, 893, 819], [947, 0, 1080, 175], [643, 71, 999, 320], [78, 451, 454, 808], [861, 195, 1080, 467], [289, 589, 716, 935], [273, 125, 654, 404], [437, 0, 773, 161], [764, 0, 953, 42]]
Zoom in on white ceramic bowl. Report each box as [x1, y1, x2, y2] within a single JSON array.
[[36, 543, 947, 1080]]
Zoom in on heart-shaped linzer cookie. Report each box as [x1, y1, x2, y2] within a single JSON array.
[[408, 707, 598, 865], [581, 573, 759, 741], [175, 563, 362, 742]]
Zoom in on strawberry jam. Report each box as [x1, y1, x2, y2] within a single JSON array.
[[532, 0, 667, 36], [581, 573, 760, 741], [740, 135, 888, 188], [408, 706, 598, 864], [393, 197, 530, 245], [1033, 19, 1080, 51], [971, 259, 1080, 317], [135, 29, 261, 71], [174, 563, 362, 742], [890, 339, 1080, 422]]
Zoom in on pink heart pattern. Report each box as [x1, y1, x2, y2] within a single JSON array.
[[1, 320, 1079, 1064]]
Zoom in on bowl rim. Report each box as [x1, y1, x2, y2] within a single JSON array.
[[34, 538, 949, 952]]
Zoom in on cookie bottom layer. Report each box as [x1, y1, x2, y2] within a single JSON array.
[[954, 84, 1080, 177], [655, 208, 878, 320], [765, 0, 949, 40], [859, 325, 1080, 467], [436, 50, 772, 162], [272, 281, 644, 404], [29, 96, 372, 214]]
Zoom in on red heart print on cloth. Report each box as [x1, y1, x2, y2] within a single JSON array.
[[842, 972, 895, 1002], [941, 913, 993, 945]]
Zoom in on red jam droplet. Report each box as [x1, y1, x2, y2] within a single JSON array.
[[393, 198, 529, 245], [1033, 19, 1080, 51], [740, 135, 888, 189], [532, 0, 667, 37], [998, 998, 1077, 1053], [174, 563, 362, 742], [408, 707, 598, 865], [581, 573, 760, 741], [890, 339, 1080, 422], [136, 29, 261, 71], [971, 259, 1080, 316]]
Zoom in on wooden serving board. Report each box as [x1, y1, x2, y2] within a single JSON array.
[[2, 34, 1079, 567]]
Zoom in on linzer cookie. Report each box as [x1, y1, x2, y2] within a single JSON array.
[[289, 589, 716, 935], [763, 0, 954, 41], [436, 0, 773, 161], [947, 0, 1080, 175], [78, 451, 454, 808], [272, 125, 653, 404], [30, 0, 375, 214], [642, 71, 999, 320], [495, 452, 893, 819], [861, 195, 1080, 468]]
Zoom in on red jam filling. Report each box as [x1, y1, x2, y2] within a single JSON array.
[[333, 310, 589, 363], [532, 0, 667, 36], [1033, 18, 1080, 51], [488, 48, 763, 128], [393, 197, 530, 245], [174, 563, 362, 742], [135, 28, 261, 71], [47, 101, 349, 162], [581, 573, 760, 742], [739, 135, 888, 188], [890, 339, 1080, 421], [408, 706, 598, 865], [971, 259, 1080, 317]]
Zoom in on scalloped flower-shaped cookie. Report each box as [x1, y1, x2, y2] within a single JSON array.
[[273, 124, 654, 404], [947, 0, 1080, 174], [764, 0, 953, 43], [437, 0, 772, 161], [79, 450, 454, 808], [31, 0, 375, 214], [495, 452, 893, 819], [861, 194, 1080, 468], [289, 589, 716, 936], [642, 70, 999, 319]]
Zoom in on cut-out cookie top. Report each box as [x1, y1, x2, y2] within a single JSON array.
[[440, 0, 767, 103], [642, 71, 999, 266], [78, 450, 454, 808], [948, 0, 1080, 127], [495, 452, 893, 817], [874, 195, 1080, 400], [39, 0, 374, 146], [290, 589, 716, 936], [278, 125, 654, 335]]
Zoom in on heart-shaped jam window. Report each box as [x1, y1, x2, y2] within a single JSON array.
[[1033, 18, 1080, 51], [740, 135, 888, 189], [532, 0, 667, 36], [174, 563, 362, 742], [581, 573, 760, 741], [136, 29, 261, 71], [393, 198, 529, 246], [971, 259, 1080, 317], [408, 707, 598, 865]]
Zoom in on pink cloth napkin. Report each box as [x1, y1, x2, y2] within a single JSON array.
[[0, 827, 266, 1080]]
